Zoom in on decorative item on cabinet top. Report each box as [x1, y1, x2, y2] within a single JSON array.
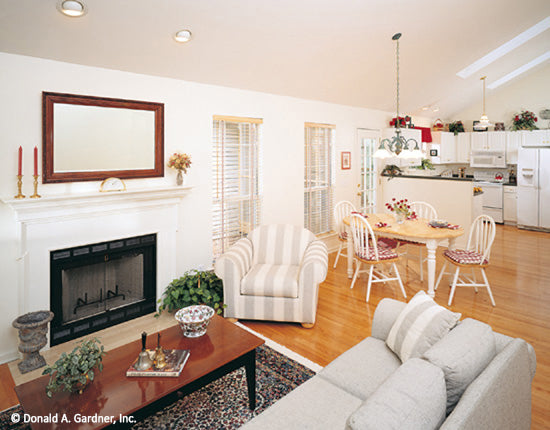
[[432, 119, 444, 131], [512, 110, 539, 131], [448, 121, 465, 135]]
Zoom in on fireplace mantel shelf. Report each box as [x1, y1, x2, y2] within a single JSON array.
[[2, 185, 192, 223]]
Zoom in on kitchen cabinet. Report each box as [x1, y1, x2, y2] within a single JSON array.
[[431, 131, 456, 164], [488, 132, 506, 151], [456, 132, 471, 163], [521, 129, 550, 147], [471, 131, 506, 151], [470, 132, 488, 151], [506, 131, 521, 164], [472, 192, 482, 221], [503, 186, 517, 224]]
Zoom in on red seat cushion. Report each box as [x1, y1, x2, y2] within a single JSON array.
[[444, 249, 488, 265], [356, 247, 398, 261], [377, 237, 399, 249]]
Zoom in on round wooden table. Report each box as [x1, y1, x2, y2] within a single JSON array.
[[344, 213, 464, 298]]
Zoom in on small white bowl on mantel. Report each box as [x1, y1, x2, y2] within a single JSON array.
[[175, 305, 215, 338]]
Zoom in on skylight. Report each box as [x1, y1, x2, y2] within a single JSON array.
[[488, 51, 550, 89], [456, 16, 550, 79]]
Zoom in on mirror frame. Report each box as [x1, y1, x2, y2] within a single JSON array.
[[42, 92, 164, 183]]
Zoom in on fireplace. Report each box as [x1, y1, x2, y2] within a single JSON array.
[[50, 234, 157, 346]]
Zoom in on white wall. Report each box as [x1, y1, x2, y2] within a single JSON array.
[[0, 52, 432, 362], [450, 63, 550, 130]]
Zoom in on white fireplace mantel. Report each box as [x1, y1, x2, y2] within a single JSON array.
[[2, 185, 192, 329], [2, 185, 192, 223]]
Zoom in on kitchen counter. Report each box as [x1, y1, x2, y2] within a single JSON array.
[[381, 173, 474, 181], [378, 176, 481, 248]]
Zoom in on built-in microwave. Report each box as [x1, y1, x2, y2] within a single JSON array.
[[470, 151, 506, 168]]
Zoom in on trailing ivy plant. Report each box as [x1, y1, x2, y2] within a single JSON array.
[[157, 269, 226, 316], [42, 338, 105, 398]]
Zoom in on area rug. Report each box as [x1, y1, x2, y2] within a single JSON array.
[[0, 344, 316, 430]]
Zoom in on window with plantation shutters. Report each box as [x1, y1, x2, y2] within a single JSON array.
[[304, 122, 335, 235], [212, 116, 262, 259]]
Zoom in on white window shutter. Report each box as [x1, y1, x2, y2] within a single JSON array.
[[212, 117, 262, 259]]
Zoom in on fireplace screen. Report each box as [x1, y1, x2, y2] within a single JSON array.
[[50, 234, 156, 345], [62, 253, 144, 324]]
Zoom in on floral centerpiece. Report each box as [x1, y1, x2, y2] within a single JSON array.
[[511, 111, 538, 131], [168, 152, 192, 185], [385, 198, 416, 224]]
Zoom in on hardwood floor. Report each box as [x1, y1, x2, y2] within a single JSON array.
[[243, 224, 550, 429], [1, 225, 549, 428]]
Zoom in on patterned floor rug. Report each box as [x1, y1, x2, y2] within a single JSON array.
[[0, 344, 315, 430]]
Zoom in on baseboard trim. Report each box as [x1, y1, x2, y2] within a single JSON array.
[[0, 350, 19, 366]]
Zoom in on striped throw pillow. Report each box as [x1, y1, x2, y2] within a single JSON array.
[[386, 291, 461, 362]]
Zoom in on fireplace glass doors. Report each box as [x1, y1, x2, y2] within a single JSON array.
[[50, 234, 156, 345]]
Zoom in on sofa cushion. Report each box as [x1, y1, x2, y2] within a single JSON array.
[[346, 358, 447, 430], [386, 291, 461, 362], [241, 264, 299, 298], [249, 224, 314, 265], [319, 337, 401, 400], [440, 339, 534, 430], [422, 318, 497, 415], [241, 376, 362, 430]]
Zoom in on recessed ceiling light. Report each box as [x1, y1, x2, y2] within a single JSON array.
[[57, 0, 87, 17], [174, 30, 192, 43], [488, 51, 550, 89], [456, 16, 550, 79]]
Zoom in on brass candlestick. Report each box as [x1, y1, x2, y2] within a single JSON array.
[[30, 175, 41, 198], [14, 175, 25, 199]]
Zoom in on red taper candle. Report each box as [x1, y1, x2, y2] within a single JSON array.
[[34, 146, 38, 176], [18, 146, 22, 176]]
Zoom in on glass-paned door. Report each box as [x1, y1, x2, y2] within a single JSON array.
[[357, 129, 379, 213]]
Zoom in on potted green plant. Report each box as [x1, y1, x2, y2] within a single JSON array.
[[42, 338, 105, 398], [448, 120, 465, 135], [381, 164, 403, 180], [412, 158, 435, 171], [157, 270, 226, 316]]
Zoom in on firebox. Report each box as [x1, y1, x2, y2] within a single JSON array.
[[50, 234, 156, 346]]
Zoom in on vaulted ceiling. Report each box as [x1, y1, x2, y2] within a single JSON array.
[[1, 0, 549, 119]]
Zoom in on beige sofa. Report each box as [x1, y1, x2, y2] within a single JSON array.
[[242, 298, 537, 430]]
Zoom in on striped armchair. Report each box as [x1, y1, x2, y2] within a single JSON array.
[[214, 224, 328, 327]]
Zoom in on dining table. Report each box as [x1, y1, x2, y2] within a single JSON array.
[[343, 213, 465, 298]]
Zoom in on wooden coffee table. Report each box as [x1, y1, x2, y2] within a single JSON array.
[[15, 315, 264, 429]]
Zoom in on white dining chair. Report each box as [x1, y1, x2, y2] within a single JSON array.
[[349, 214, 407, 302], [435, 214, 496, 306], [397, 201, 438, 281], [333, 200, 357, 269]]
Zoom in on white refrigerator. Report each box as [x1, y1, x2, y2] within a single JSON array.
[[517, 142, 550, 229]]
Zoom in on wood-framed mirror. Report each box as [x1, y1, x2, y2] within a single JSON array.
[[42, 92, 164, 183]]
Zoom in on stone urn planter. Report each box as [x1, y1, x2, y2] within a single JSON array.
[[12, 310, 54, 374]]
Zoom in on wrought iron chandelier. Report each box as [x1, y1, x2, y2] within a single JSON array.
[[374, 33, 421, 160]]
